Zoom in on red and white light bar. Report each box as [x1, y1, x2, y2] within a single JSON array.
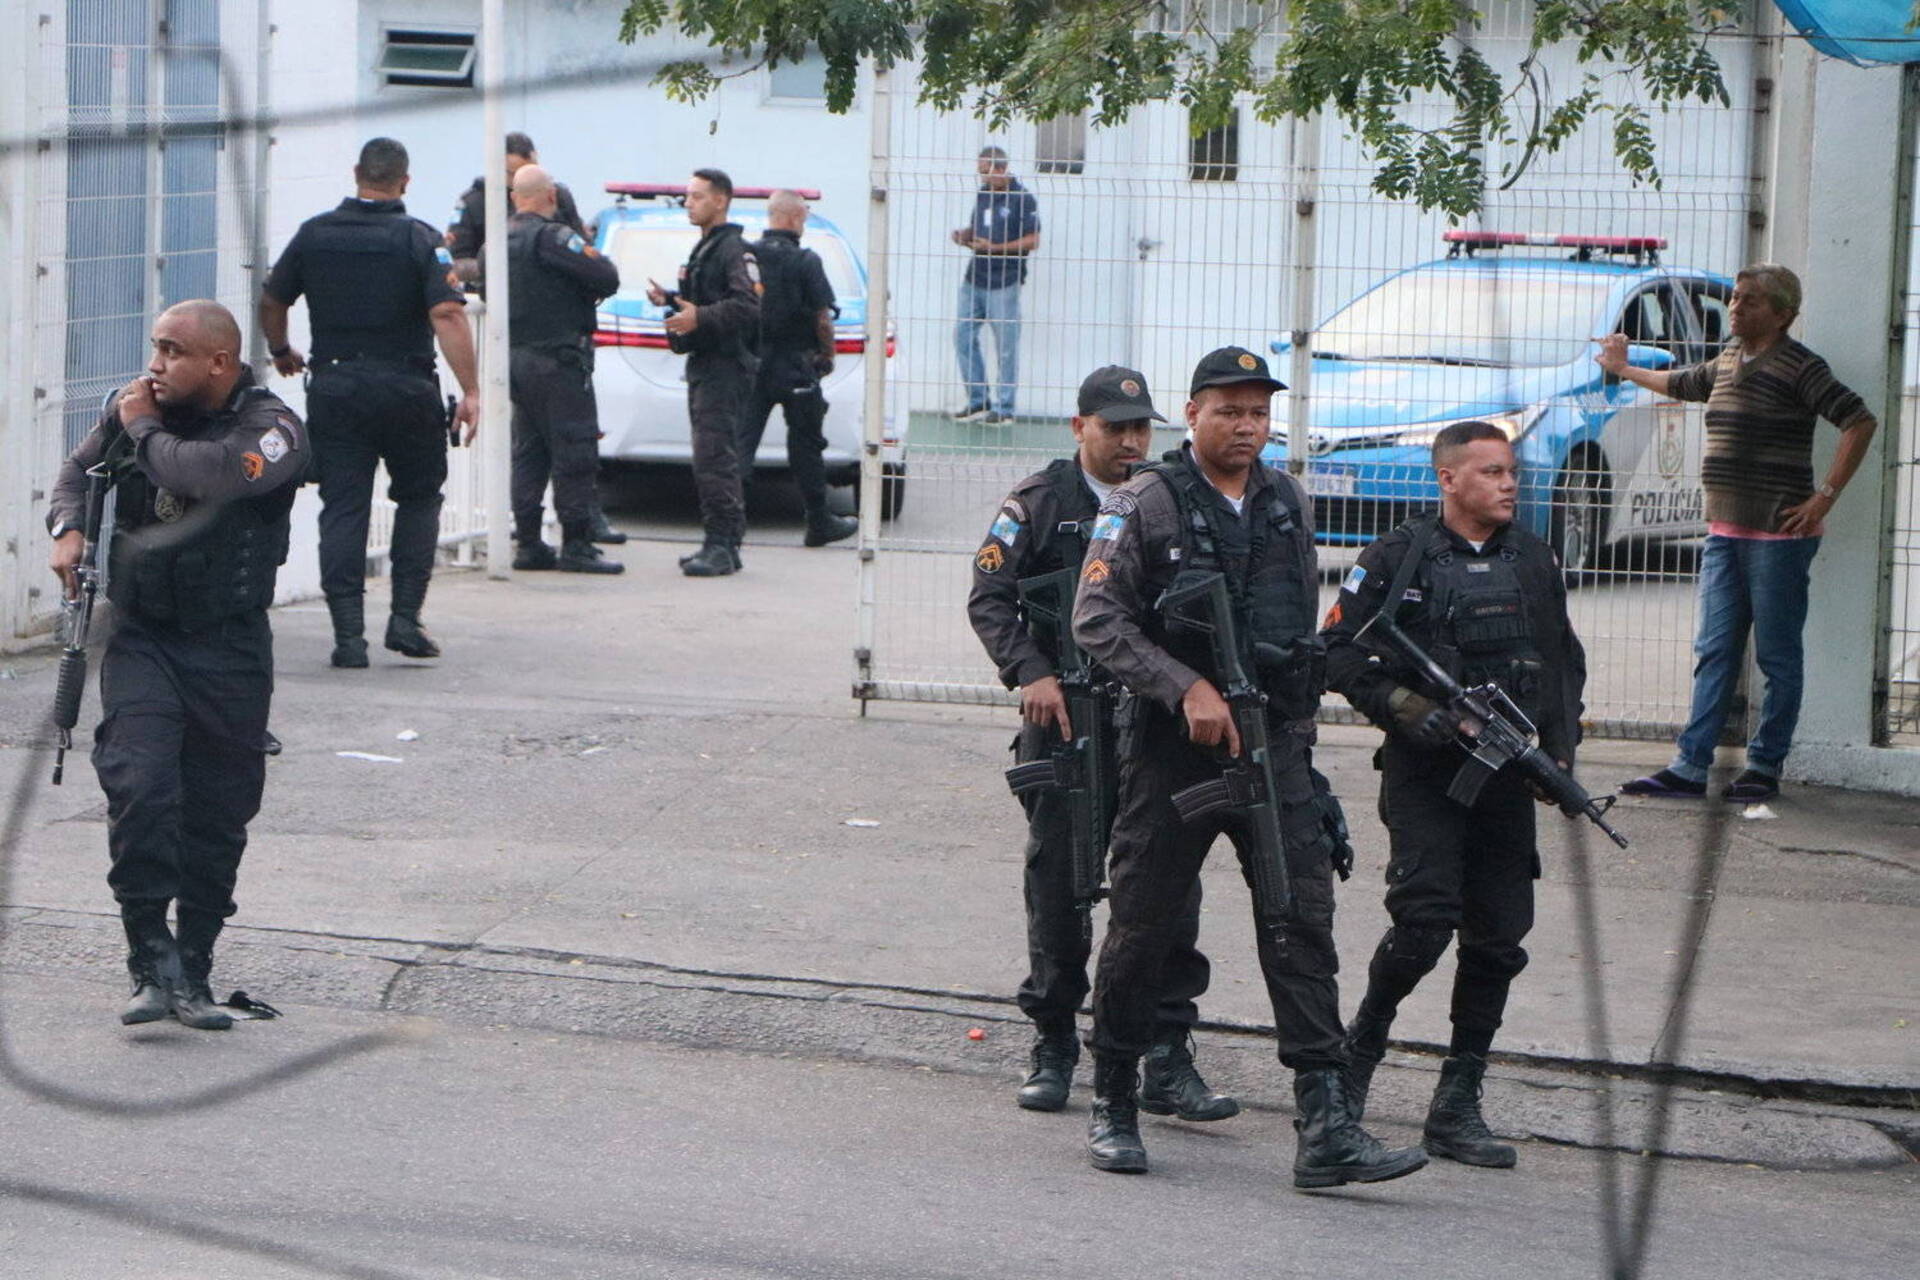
[[594, 320, 895, 357], [605, 182, 823, 201], [1443, 230, 1667, 253]]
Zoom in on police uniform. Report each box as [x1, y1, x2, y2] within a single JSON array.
[[263, 196, 464, 663], [668, 220, 761, 575], [48, 371, 308, 1029], [448, 175, 584, 272], [966, 368, 1231, 1118], [1321, 509, 1586, 1167], [737, 226, 855, 546], [1072, 348, 1426, 1187], [506, 209, 622, 571]]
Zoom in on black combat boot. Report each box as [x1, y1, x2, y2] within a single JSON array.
[[1140, 1029, 1240, 1122], [588, 502, 628, 545], [1016, 1019, 1079, 1112], [385, 577, 441, 658], [558, 525, 624, 575], [1087, 1056, 1149, 1173], [1423, 1053, 1517, 1168], [1291, 1067, 1429, 1189], [170, 909, 233, 1031], [681, 537, 738, 577], [1342, 1005, 1395, 1122], [513, 539, 558, 571], [802, 504, 858, 548], [120, 904, 180, 1026], [325, 593, 368, 669]]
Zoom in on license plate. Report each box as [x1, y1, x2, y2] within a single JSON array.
[[1304, 467, 1356, 498]]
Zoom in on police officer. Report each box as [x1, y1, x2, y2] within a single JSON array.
[[967, 367, 1236, 1121], [47, 301, 308, 1030], [1073, 347, 1427, 1188], [645, 169, 760, 578], [506, 164, 623, 574], [737, 190, 857, 548], [1322, 419, 1587, 1169], [259, 137, 479, 668], [446, 132, 625, 547]]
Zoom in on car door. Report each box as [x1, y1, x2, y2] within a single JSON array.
[[1602, 280, 1697, 547]]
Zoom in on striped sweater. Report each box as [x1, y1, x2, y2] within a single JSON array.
[[1668, 339, 1870, 531]]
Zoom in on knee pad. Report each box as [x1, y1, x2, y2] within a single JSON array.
[[1384, 924, 1454, 971], [1460, 940, 1530, 982]]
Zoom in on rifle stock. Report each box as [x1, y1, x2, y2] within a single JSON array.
[[51, 459, 112, 785]]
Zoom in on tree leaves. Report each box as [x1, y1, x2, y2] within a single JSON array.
[[615, 1, 1738, 216]]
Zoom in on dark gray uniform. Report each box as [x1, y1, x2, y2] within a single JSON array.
[[1073, 443, 1345, 1068], [1322, 515, 1585, 1054], [967, 459, 1210, 1036], [262, 197, 462, 630], [668, 222, 760, 552], [448, 175, 583, 274], [48, 372, 307, 990], [506, 210, 620, 543], [737, 228, 834, 512]]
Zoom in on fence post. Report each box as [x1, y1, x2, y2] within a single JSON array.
[[853, 62, 891, 710], [1286, 110, 1321, 477], [481, 0, 511, 580]]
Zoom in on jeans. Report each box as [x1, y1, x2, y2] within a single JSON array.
[[1671, 533, 1822, 782], [954, 280, 1021, 416]]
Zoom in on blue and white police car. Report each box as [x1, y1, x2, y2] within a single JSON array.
[[1266, 231, 1734, 574], [590, 183, 906, 516]]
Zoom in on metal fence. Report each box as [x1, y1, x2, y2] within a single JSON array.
[[1885, 80, 1920, 748], [855, 5, 1771, 739]]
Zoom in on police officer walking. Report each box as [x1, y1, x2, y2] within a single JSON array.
[[737, 190, 856, 548], [1073, 347, 1426, 1188], [1321, 420, 1587, 1169], [506, 164, 623, 574], [646, 169, 760, 577], [47, 301, 308, 1030], [259, 137, 479, 668], [968, 367, 1236, 1120]]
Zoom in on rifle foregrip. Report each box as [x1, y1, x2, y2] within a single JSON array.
[[52, 649, 88, 732]]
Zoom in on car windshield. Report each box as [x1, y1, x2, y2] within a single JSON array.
[[606, 222, 864, 305], [1314, 269, 1615, 368]]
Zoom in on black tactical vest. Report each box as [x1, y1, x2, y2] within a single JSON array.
[[107, 396, 297, 632], [299, 200, 438, 363], [1404, 520, 1550, 721], [752, 230, 818, 356], [1036, 458, 1098, 572], [507, 213, 594, 350], [675, 223, 758, 359]]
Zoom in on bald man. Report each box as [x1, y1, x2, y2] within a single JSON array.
[[737, 190, 856, 546], [48, 300, 309, 1031], [505, 164, 623, 572]]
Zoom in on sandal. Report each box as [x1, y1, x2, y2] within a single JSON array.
[[1619, 769, 1706, 798]]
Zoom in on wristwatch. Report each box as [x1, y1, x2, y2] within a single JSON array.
[[1817, 482, 1838, 499]]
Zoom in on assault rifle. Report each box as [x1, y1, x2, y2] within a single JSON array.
[[1003, 569, 1113, 911], [1360, 611, 1629, 848], [1157, 571, 1293, 923], [51, 453, 116, 785]]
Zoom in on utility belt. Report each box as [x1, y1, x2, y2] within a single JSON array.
[[310, 353, 437, 381]]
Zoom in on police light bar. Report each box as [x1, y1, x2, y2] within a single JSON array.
[[605, 182, 823, 201], [1443, 230, 1666, 262]]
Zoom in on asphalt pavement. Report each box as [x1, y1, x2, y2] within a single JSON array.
[[0, 487, 1915, 1275]]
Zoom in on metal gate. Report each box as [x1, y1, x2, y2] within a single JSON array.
[[1882, 65, 1920, 747], [855, 4, 1771, 739]]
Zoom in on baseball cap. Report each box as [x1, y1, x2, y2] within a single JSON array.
[[1077, 365, 1167, 424], [1189, 346, 1287, 397]]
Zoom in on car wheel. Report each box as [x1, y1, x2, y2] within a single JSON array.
[[1550, 453, 1611, 587], [854, 463, 907, 521]]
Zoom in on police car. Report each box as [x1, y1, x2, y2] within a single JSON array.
[[591, 183, 906, 517], [1266, 232, 1734, 574]]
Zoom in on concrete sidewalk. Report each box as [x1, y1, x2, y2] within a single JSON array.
[[1, 537, 1915, 1163]]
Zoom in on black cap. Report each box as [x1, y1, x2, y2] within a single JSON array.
[[1077, 365, 1167, 424], [1189, 346, 1287, 397]]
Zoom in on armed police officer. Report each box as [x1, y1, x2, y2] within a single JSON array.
[[737, 190, 856, 548], [1073, 347, 1427, 1189], [646, 168, 761, 577], [260, 136, 479, 668], [1321, 419, 1587, 1169], [506, 164, 623, 574], [967, 366, 1236, 1121], [47, 301, 308, 1030]]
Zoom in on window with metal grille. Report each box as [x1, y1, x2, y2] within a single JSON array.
[[1189, 109, 1238, 181], [379, 29, 475, 89], [1035, 113, 1086, 175]]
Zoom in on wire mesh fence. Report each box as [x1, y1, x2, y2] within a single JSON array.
[[856, 7, 1771, 740], [1885, 99, 1920, 747]]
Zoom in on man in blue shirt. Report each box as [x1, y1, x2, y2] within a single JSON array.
[[951, 147, 1040, 425]]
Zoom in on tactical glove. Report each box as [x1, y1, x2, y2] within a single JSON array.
[[1387, 687, 1461, 749]]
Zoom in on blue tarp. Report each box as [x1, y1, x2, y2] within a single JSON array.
[[1774, 0, 1920, 65]]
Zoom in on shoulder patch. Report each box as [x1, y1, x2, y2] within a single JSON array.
[[976, 542, 1006, 574], [435, 245, 454, 266], [240, 452, 266, 482], [744, 254, 761, 288], [988, 511, 1022, 547], [566, 233, 586, 254], [1097, 489, 1139, 519], [258, 426, 291, 464], [1002, 496, 1029, 524], [1322, 601, 1343, 630], [1082, 558, 1111, 585], [1341, 564, 1367, 593], [1090, 511, 1126, 543], [451, 203, 465, 227]]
